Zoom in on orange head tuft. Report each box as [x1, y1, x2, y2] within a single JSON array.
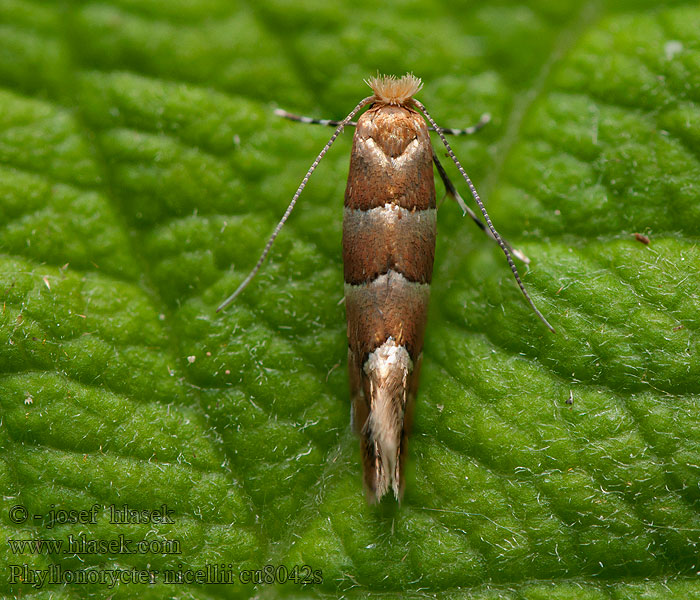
[[365, 73, 423, 106]]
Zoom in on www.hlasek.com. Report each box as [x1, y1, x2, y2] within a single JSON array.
[[8, 534, 180, 556]]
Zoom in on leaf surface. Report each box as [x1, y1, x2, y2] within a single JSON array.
[[1, 1, 699, 598]]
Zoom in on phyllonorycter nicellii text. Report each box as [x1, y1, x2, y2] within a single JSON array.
[[218, 73, 555, 503]]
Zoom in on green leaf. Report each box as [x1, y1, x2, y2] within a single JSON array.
[[1, 1, 699, 598]]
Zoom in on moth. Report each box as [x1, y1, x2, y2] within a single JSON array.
[[218, 73, 554, 502]]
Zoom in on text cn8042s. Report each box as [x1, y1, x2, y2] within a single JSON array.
[[218, 73, 554, 503]]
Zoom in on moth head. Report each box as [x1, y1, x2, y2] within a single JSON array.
[[365, 72, 423, 106]]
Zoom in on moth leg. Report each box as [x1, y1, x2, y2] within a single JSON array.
[[349, 349, 368, 435], [434, 113, 491, 136], [432, 148, 530, 264], [275, 109, 491, 136], [275, 107, 526, 262], [275, 109, 359, 129]]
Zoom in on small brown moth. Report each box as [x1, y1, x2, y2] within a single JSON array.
[[218, 73, 554, 502]]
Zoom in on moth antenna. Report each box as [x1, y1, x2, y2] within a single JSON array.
[[217, 95, 374, 312], [413, 99, 555, 333]]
